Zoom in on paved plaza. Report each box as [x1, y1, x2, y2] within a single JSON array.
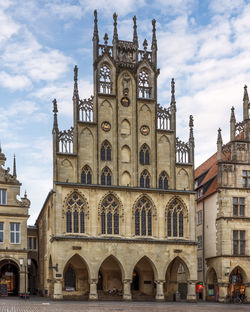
[[0, 298, 249, 312]]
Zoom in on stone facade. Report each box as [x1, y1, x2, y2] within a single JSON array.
[[0, 147, 30, 296], [195, 86, 250, 303], [36, 11, 197, 301]]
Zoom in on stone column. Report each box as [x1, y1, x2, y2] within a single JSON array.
[[218, 282, 228, 303], [89, 279, 98, 300], [19, 271, 25, 293], [155, 280, 164, 301], [53, 279, 63, 300], [187, 280, 196, 302], [244, 283, 250, 303], [123, 279, 132, 300]]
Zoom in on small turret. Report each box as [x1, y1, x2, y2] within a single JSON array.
[[243, 85, 249, 121], [92, 10, 99, 62], [13, 154, 16, 179], [151, 19, 157, 66], [230, 106, 236, 141], [217, 128, 223, 161]]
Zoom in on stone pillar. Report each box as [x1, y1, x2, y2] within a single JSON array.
[[53, 279, 63, 300], [19, 271, 25, 293], [123, 279, 132, 300], [218, 282, 228, 303], [155, 280, 164, 301], [244, 283, 250, 303], [89, 279, 98, 300], [187, 280, 196, 302]]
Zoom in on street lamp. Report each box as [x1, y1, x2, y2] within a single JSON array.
[[225, 267, 230, 276]]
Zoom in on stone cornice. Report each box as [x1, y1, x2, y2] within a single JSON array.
[[216, 216, 250, 221], [50, 235, 197, 245]]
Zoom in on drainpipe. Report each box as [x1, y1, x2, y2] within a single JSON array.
[[202, 199, 206, 301]]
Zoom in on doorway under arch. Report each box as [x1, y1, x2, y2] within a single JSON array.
[[164, 257, 189, 301], [206, 268, 218, 301], [0, 259, 20, 296], [63, 254, 89, 299], [131, 256, 156, 300], [228, 266, 246, 299], [97, 255, 123, 300]]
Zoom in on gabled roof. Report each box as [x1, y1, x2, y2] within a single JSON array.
[[195, 152, 218, 201]]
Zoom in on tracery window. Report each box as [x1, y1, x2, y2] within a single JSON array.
[[99, 64, 112, 94], [159, 171, 168, 190], [166, 199, 185, 238], [139, 144, 150, 165], [64, 265, 76, 289], [134, 196, 153, 236], [101, 195, 119, 235], [66, 192, 86, 233], [140, 170, 150, 188], [138, 69, 151, 98], [81, 165, 92, 184], [101, 167, 112, 185], [101, 141, 111, 161]]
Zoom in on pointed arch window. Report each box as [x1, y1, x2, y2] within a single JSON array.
[[140, 170, 150, 188], [100, 195, 119, 235], [81, 165, 92, 184], [99, 64, 112, 94], [159, 171, 168, 190], [66, 192, 86, 234], [138, 69, 151, 98], [134, 196, 153, 236], [101, 167, 112, 185], [139, 144, 150, 165], [64, 265, 76, 289], [101, 141, 111, 161], [166, 199, 185, 238]]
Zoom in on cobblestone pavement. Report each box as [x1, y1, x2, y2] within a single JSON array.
[[0, 298, 249, 312]]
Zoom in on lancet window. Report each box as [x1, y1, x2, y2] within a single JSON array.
[[159, 171, 168, 190], [66, 192, 86, 234], [167, 199, 185, 238], [101, 140, 111, 161], [101, 167, 112, 185], [78, 97, 93, 122], [135, 196, 152, 236], [101, 195, 119, 235], [139, 144, 150, 165], [81, 165, 92, 184], [138, 69, 151, 98], [140, 170, 150, 188], [64, 265, 76, 289], [99, 64, 112, 94]]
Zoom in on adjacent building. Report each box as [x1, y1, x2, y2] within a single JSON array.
[[36, 11, 197, 301], [195, 86, 250, 302], [0, 146, 30, 296]]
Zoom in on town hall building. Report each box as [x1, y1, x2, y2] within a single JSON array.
[[36, 11, 197, 301]]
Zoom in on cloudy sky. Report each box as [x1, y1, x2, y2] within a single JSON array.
[[1, 0, 250, 224]]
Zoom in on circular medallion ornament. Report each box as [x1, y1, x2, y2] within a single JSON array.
[[120, 96, 130, 107], [140, 125, 150, 136], [101, 121, 111, 132]]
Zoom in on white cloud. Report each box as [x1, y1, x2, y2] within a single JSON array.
[[0, 1, 20, 43], [0, 71, 31, 90]]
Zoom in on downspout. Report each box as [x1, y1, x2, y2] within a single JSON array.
[[202, 198, 206, 301]]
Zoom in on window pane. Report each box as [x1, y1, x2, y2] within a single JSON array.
[[0, 222, 3, 231], [66, 211, 72, 233], [107, 147, 111, 161], [10, 232, 14, 243], [141, 208, 146, 236], [87, 172, 92, 184], [145, 150, 149, 164], [146, 176, 150, 188], [73, 211, 79, 233], [28, 237, 32, 249], [0, 232, 3, 243], [114, 212, 119, 235], [10, 223, 14, 231], [164, 178, 168, 190], [167, 212, 171, 236], [33, 237, 37, 250], [101, 211, 106, 234], [135, 210, 140, 235], [159, 177, 162, 189], [173, 210, 177, 237], [233, 197, 238, 205], [233, 230, 238, 240], [81, 172, 86, 184], [242, 170, 247, 176], [80, 211, 85, 233], [107, 212, 112, 234], [140, 175, 144, 188], [239, 198, 244, 205], [240, 240, 245, 255], [233, 204, 238, 216], [16, 223, 20, 231], [16, 232, 20, 244], [233, 240, 238, 255], [179, 212, 183, 237], [107, 173, 111, 185], [240, 205, 245, 216], [240, 231, 245, 240], [101, 173, 105, 185], [148, 210, 152, 236]]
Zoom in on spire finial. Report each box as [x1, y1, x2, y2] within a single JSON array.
[[0, 143, 6, 167], [13, 154, 16, 178], [24, 190, 27, 198], [151, 19, 157, 49], [113, 12, 118, 42], [244, 85, 249, 101], [93, 10, 99, 40], [143, 39, 148, 51], [73, 65, 79, 99], [189, 115, 194, 140], [171, 78, 176, 109], [52, 99, 58, 132], [133, 16, 138, 46], [217, 128, 223, 144], [230, 106, 236, 121]]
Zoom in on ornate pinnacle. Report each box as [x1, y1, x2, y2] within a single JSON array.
[[13, 154, 16, 178], [113, 12, 118, 42], [151, 19, 157, 49], [143, 39, 148, 52], [171, 78, 176, 110], [52, 99, 58, 131], [230, 106, 236, 122], [0, 143, 6, 165], [73, 65, 79, 99], [133, 16, 138, 45], [189, 115, 194, 141], [217, 128, 223, 144], [244, 85, 249, 101], [24, 190, 27, 199], [104, 33, 108, 45], [93, 10, 99, 41]]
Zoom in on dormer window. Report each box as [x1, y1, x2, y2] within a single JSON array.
[[197, 187, 203, 199], [0, 189, 7, 205]]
